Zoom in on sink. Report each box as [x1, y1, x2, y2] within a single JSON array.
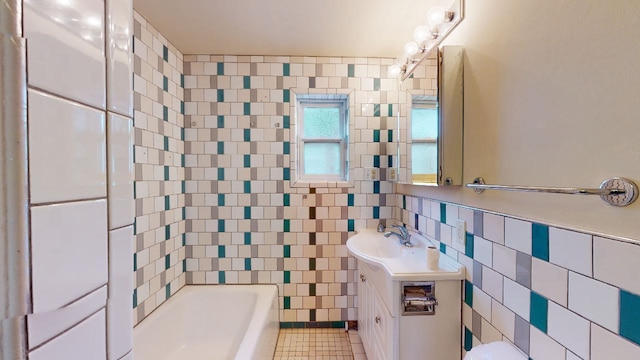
[[347, 228, 465, 281]]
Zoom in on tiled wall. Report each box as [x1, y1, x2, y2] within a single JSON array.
[[132, 11, 187, 325], [395, 193, 640, 359], [182, 55, 413, 323], [23, 0, 134, 359]]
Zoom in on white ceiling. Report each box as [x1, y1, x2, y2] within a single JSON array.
[[132, 0, 450, 58]]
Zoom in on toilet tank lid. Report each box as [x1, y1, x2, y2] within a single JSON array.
[[465, 341, 528, 360]]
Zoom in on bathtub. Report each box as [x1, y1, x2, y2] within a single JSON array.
[[133, 285, 279, 360]]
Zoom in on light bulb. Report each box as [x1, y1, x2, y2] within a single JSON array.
[[388, 64, 402, 77], [413, 25, 432, 44], [427, 6, 446, 27], [403, 42, 420, 57]]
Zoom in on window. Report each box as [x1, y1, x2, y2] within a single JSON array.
[[411, 99, 438, 184], [297, 97, 348, 181]]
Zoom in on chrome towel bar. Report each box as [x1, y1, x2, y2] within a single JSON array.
[[466, 177, 638, 207]]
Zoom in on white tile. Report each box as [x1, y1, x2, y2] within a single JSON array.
[[483, 213, 504, 244], [107, 226, 134, 360], [568, 271, 618, 333], [482, 266, 503, 302], [107, 113, 134, 229], [547, 301, 590, 360], [593, 236, 640, 295], [492, 243, 517, 280], [531, 258, 568, 307], [458, 254, 474, 283], [473, 236, 493, 267], [24, 0, 106, 109], [530, 326, 566, 360], [591, 323, 640, 360], [106, 0, 133, 116], [503, 278, 530, 321], [549, 227, 592, 276], [491, 299, 515, 341], [445, 203, 458, 226], [28, 90, 106, 204], [27, 286, 107, 349], [566, 351, 581, 360], [504, 218, 532, 255], [29, 309, 106, 360], [31, 200, 108, 313], [473, 286, 492, 321]]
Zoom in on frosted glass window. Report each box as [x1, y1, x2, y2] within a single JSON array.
[[304, 143, 341, 175], [303, 108, 341, 138], [412, 108, 438, 139], [412, 143, 438, 174], [411, 100, 438, 178]]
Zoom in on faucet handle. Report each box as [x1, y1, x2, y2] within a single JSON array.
[[390, 225, 408, 236]]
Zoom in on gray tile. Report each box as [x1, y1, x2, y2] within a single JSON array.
[[251, 271, 258, 283], [137, 302, 146, 323], [472, 310, 482, 339], [435, 222, 441, 241], [514, 315, 530, 355], [473, 261, 483, 288], [516, 251, 532, 288], [474, 210, 484, 237]]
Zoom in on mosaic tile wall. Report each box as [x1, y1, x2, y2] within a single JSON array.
[[132, 11, 186, 325], [395, 193, 640, 359], [182, 55, 422, 323]]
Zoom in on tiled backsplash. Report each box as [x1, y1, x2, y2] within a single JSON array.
[[132, 11, 186, 325], [395, 193, 640, 359]]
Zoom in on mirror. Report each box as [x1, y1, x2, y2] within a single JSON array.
[[396, 46, 464, 186]]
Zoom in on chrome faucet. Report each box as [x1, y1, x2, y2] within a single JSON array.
[[384, 225, 413, 247]]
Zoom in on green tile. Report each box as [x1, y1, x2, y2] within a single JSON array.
[[283, 193, 290, 206], [532, 223, 550, 261], [243, 76, 251, 89], [347, 194, 354, 206], [283, 89, 290, 103], [163, 76, 168, 92], [244, 154, 251, 168], [244, 206, 251, 219], [440, 203, 447, 223], [181, 154, 185, 168], [440, 243, 446, 253], [165, 254, 170, 270], [217, 168, 224, 180], [163, 136, 169, 151], [181, 207, 185, 220], [283, 115, 290, 129], [464, 280, 473, 307], [217, 141, 224, 154], [244, 129, 251, 141], [283, 63, 290, 76], [180, 127, 185, 141], [218, 219, 225, 232], [309, 258, 316, 270], [348, 219, 354, 232], [373, 181, 380, 194], [181, 180, 186, 194], [244, 258, 251, 270], [284, 271, 290, 283], [465, 233, 474, 258], [218, 271, 225, 284], [464, 327, 472, 351], [217, 89, 224, 102], [218, 245, 226, 258], [165, 225, 170, 240], [388, 129, 393, 142], [217, 62, 224, 75], [309, 283, 316, 296], [402, 195, 406, 209], [284, 219, 290, 232], [284, 245, 290, 258], [133, 253, 137, 271], [182, 233, 186, 246], [244, 232, 251, 245], [283, 141, 290, 154], [373, 155, 380, 168], [388, 104, 393, 117], [163, 106, 168, 121], [530, 291, 548, 333], [164, 284, 170, 299], [284, 296, 290, 309], [180, 74, 184, 88], [180, 101, 184, 115], [182, 259, 186, 272], [164, 195, 170, 210], [217, 115, 225, 128], [620, 290, 640, 346], [162, 45, 168, 61], [283, 168, 290, 180], [373, 206, 380, 219], [218, 193, 225, 206], [348, 64, 354, 77], [133, 289, 137, 308], [373, 130, 380, 142], [244, 181, 251, 193], [242, 102, 250, 115]]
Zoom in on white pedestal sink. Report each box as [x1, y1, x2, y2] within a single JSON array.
[[347, 228, 465, 360]]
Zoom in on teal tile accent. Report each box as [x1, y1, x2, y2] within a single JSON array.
[[163, 76, 168, 91], [163, 136, 169, 151], [464, 280, 473, 307], [218, 193, 225, 206], [244, 128, 251, 141], [244, 232, 251, 245], [284, 219, 290, 232], [180, 128, 185, 141], [218, 271, 225, 284], [283, 168, 290, 180], [347, 64, 354, 77], [182, 233, 186, 246], [283, 193, 290, 206], [374, 78, 380, 91], [133, 219, 136, 235], [182, 207, 185, 220], [284, 296, 291, 309], [374, 104, 380, 117], [165, 254, 170, 270], [218, 245, 226, 258], [164, 195, 170, 210], [284, 245, 291, 258], [133, 289, 137, 308], [347, 194, 354, 206], [388, 129, 393, 142], [218, 219, 225, 232], [165, 225, 170, 240], [181, 180, 186, 194], [440, 243, 446, 253], [180, 74, 184, 88], [217, 115, 225, 128], [283, 89, 290, 103], [244, 258, 251, 270], [309, 283, 316, 296], [283, 141, 290, 154], [244, 181, 251, 193], [181, 154, 185, 168], [244, 102, 251, 115], [283, 63, 290, 76], [217, 168, 224, 180], [243, 76, 251, 89], [182, 259, 186, 272], [244, 206, 251, 219], [530, 291, 548, 333], [162, 45, 168, 61], [284, 271, 290, 283], [373, 155, 380, 168], [465, 233, 474, 258], [388, 156, 393, 168], [348, 219, 355, 232], [373, 181, 380, 194], [620, 290, 640, 346], [440, 203, 447, 223], [133, 181, 137, 199], [373, 130, 380, 142], [373, 206, 380, 219], [180, 101, 184, 115], [163, 106, 168, 121], [402, 195, 406, 209], [217, 89, 224, 102], [464, 327, 473, 351], [388, 104, 393, 117], [133, 253, 137, 271], [217, 141, 224, 154], [532, 223, 550, 261], [283, 115, 290, 129], [217, 62, 224, 75], [309, 258, 316, 271], [244, 154, 251, 168]]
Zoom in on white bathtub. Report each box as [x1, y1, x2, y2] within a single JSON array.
[[133, 285, 279, 360]]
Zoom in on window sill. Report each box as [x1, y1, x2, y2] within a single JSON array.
[[290, 179, 354, 189]]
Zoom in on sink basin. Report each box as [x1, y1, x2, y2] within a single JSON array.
[[347, 228, 465, 281]]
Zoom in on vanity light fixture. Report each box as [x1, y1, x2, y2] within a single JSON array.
[[388, 0, 464, 80]]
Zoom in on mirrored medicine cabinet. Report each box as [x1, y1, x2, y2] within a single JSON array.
[[395, 45, 464, 186]]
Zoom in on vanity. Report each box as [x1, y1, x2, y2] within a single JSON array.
[[347, 229, 465, 360]]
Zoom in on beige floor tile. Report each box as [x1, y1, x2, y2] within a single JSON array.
[[274, 328, 369, 360]]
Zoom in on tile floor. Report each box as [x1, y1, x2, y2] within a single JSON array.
[[273, 328, 368, 360]]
